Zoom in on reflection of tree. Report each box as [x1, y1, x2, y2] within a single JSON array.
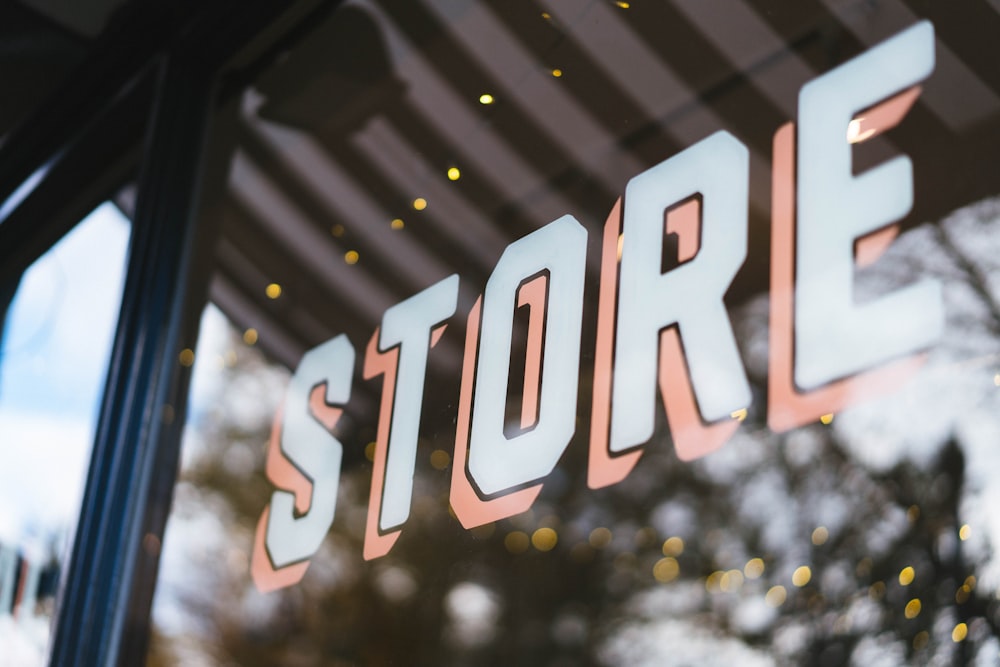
[[149, 202, 1000, 666]]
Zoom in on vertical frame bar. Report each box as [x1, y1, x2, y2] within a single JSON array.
[[48, 50, 216, 667]]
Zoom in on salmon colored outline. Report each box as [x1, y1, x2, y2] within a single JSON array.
[[588, 198, 643, 489], [516, 275, 548, 429], [848, 85, 922, 144], [251, 389, 342, 593], [767, 120, 924, 433], [362, 328, 403, 560], [450, 298, 543, 528], [430, 323, 448, 348], [657, 327, 739, 461], [666, 198, 702, 264]]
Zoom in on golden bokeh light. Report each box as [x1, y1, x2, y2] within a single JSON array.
[[330, 223, 345, 237], [390, 218, 404, 230], [265, 283, 282, 299], [792, 566, 812, 587], [551, 68, 563, 78], [811, 526, 829, 545], [344, 250, 360, 265], [505, 531, 530, 554], [904, 598, 922, 619], [765, 585, 787, 607], [532, 527, 558, 552], [364, 441, 376, 461], [952, 622, 968, 642], [589, 527, 612, 548], [447, 167, 461, 181], [479, 93, 495, 105], [899, 566, 915, 586], [178, 348, 195, 367], [730, 407, 747, 421], [959, 524, 971, 540], [616, 1, 631, 7], [819, 413, 834, 425], [653, 557, 679, 583], [744, 558, 765, 579], [412, 197, 428, 211], [662, 536, 684, 556], [429, 449, 451, 470], [243, 328, 258, 345], [913, 631, 929, 650]]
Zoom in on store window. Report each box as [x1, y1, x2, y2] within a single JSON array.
[[0, 201, 130, 665], [150, 1, 1000, 665]]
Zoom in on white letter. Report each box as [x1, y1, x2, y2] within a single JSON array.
[[610, 131, 751, 454], [265, 335, 353, 568], [468, 216, 587, 495], [796, 21, 942, 389]]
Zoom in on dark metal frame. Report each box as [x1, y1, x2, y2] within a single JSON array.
[[0, 1, 334, 664]]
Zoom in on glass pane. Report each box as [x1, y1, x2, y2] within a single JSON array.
[[151, 2, 1000, 665], [0, 202, 130, 663]]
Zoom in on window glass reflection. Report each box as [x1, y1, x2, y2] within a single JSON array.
[[0, 202, 129, 664]]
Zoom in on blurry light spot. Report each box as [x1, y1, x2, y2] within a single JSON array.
[[744, 558, 765, 579], [214, 354, 226, 370], [331, 224, 345, 237], [589, 527, 612, 548], [913, 631, 929, 650], [869, 581, 886, 600], [479, 93, 495, 105], [430, 449, 451, 470], [720, 569, 744, 592], [616, 0, 630, 7], [952, 622, 968, 642], [959, 524, 971, 541], [540, 12, 551, 20], [551, 68, 563, 78], [846, 118, 863, 142], [792, 566, 812, 587], [243, 328, 258, 345], [143, 533, 161, 555], [907, 505, 920, 522], [633, 527, 656, 547], [705, 571, 724, 593], [505, 531, 530, 554], [956, 584, 971, 604], [265, 283, 282, 299], [662, 536, 684, 556], [899, 566, 915, 586], [765, 585, 787, 607], [904, 598, 921, 619], [812, 526, 829, 546], [994, 373, 1000, 386], [345, 250, 360, 265], [179, 348, 195, 367], [391, 218, 405, 230], [731, 407, 747, 421], [966, 575, 977, 589], [447, 167, 461, 181], [653, 557, 679, 583], [365, 441, 376, 461], [413, 197, 428, 211], [225, 350, 238, 367], [819, 413, 834, 425], [532, 527, 558, 552]]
